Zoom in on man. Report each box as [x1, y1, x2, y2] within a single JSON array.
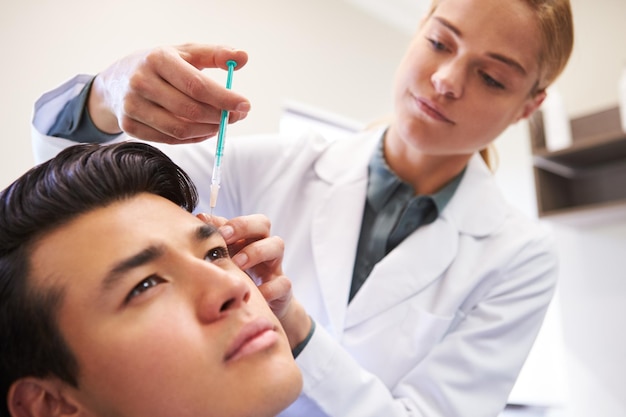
[[0, 142, 303, 417]]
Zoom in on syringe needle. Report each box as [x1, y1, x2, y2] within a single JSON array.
[[209, 59, 237, 214]]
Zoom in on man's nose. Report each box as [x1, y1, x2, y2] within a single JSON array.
[[194, 264, 251, 323]]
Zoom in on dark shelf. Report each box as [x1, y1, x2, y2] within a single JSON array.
[[533, 131, 626, 169], [536, 199, 626, 227], [529, 105, 626, 222]]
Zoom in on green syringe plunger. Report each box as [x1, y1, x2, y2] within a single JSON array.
[[210, 60, 237, 213]]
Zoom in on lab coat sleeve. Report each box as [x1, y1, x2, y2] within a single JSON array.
[[296, 323, 409, 416], [31, 74, 128, 163], [294, 226, 558, 417]]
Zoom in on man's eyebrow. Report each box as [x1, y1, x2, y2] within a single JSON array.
[[196, 224, 218, 241], [432, 16, 528, 76], [101, 225, 218, 291], [102, 245, 164, 291]]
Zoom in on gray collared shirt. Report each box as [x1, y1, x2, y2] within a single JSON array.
[[350, 137, 464, 301]]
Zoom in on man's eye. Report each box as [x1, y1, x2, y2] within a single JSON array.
[[205, 246, 229, 262], [126, 275, 164, 302]]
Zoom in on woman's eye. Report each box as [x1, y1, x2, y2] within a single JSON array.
[[205, 246, 229, 262], [427, 37, 447, 51], [480, 71, 505, 90], [126, 275, 164, 302]]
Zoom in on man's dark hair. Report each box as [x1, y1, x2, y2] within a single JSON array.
[[0, 142, 198, 417]]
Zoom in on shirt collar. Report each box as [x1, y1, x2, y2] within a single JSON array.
[[367, 137, 465, 214], [367, 138, 404, 211]]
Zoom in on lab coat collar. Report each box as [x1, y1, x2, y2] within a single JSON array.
[[315, 128, 508, 238], [441, 153, 509, 237], [314, 127, 384, 185]]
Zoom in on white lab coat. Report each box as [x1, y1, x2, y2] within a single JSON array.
[[32, 75, 558, 417]]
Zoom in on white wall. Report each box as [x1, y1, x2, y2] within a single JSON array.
[[2, 0, 625, 416], [557, 0, 626, 116]]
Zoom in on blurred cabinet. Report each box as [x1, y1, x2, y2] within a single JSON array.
[[529, 105, 626, 225]]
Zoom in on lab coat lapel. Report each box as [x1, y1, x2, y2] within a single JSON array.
[[344, 153, 503, 327], [345, 218, 458, 327], [311, 179, 366, 337], [310, 130, 382, 337], [310, 138, 506, 333]]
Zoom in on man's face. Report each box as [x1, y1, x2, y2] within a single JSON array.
[[29, 192, 301, 417]]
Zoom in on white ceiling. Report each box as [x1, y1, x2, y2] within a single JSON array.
[[342, 0, 429, 34]]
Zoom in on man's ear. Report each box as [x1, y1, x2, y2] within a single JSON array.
[[516, 89, 547, 122], [7, 378, 81, 417]]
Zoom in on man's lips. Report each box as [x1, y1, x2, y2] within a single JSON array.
[[224, 318, 278, 362], [415, 97, 454, 124]]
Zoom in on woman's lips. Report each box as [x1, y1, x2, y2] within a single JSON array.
[[225, 318, 279, 362], [415, 97, 454, 124]]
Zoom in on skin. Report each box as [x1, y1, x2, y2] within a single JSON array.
[[385, 0, 547, 194], [15, 193, 301, 417]]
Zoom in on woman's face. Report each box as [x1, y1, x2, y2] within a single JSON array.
[[391, 0, 546, 156], [29, 193, 302, 417]]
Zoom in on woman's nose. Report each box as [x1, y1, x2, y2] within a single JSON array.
[[431, 61, 464, 99], [195, 265, 251, 323]]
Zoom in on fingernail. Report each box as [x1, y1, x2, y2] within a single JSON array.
[[233, 253, 248, 267], [235, 102, 251, 113], [219, 225, 234, 239]]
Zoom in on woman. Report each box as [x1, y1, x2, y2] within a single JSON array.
[[31, 0, 574, 415]]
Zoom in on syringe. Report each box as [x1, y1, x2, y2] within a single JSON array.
[[210, 59, 237, 214]]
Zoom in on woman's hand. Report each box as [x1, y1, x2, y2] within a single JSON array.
[[89, 43, 250, 144], [197, 213, 312, 350]]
